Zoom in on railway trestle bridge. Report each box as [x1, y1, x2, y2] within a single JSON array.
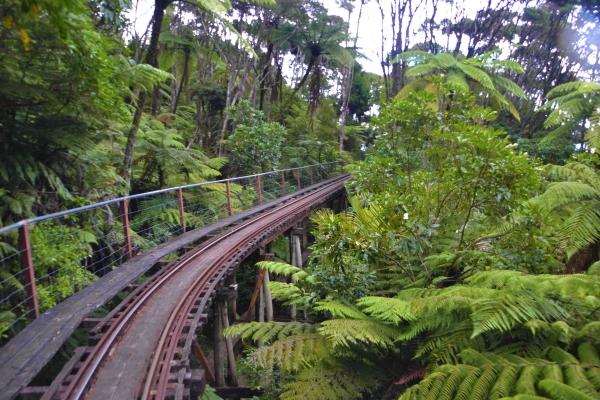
[[0, 162, 348, 400]]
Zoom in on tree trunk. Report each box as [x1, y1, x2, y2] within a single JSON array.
[[172, 49, 190, 115], [122, 0, 168, 190], [279, 55, 317, 120], [339, 63, 353, 153], [218, 55, 239, 156]]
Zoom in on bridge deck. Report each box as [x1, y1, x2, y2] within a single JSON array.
[[0, 176, 345, 400]]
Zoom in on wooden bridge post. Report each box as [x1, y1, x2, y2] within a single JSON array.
[[213, 301, 225, 387], [296, 169, 301, 190], [264, 242, 274, 323], [18, 222, 39, 320], [309, 166, 313, 185], [281, 171, 286, 195], [256, 175, 262, 205], [225, 180, 233, 216], [120, 198, 133, 260], [177, 187, 186, 233], [217, 287, 238, 386], [290, 224, 304, 320], [226, 274, 236, 325]]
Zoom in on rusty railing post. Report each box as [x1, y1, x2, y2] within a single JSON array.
[[256, 175, 262, 205], [19, 222, 39, 320], [281, 171, 286, 195], [121, 198, 133, 260], [226, 179, 233, 216], [296, 169, 301, 190], [309, 166, 313, 185], [178, 187, 186, 233]]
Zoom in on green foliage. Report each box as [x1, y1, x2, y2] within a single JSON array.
[[29, 222, 97, 311], [224, 100, 287, 174], [314, 84, 541, 293]]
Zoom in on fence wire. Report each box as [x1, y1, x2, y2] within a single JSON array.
[[0, 162, 342, 342]]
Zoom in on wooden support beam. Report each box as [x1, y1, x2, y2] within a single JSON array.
[[178, 187, 186, 233], [19, 222, 39, 320], [302, 218, 308, 250], [225, 274, 237, 325], [263, 271, 273, 323], [256, 175, 262, 205], [213, 301, 225, 387], [225, 180, 233, 216], [193, 341, 216, 387], [219, 300, 238, 386], [120, 199, 133, 260], [290, 226, 303, 320], [245, 268, 267, 323]]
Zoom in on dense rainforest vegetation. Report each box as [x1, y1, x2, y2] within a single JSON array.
[[4, 0, 600, 398]]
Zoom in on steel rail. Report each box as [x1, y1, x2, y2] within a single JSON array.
[[59, 175, 345, 400], [143, 175, 347, 399]]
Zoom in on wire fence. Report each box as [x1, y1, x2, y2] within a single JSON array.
[[0, 162, 343, 343]]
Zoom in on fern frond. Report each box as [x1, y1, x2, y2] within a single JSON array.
[[280, 360, 379, 400], [357, 296, 415, 322], [558, 200, 600, 257], [456, 62, 495, 89], [256, 261, 309, 281], [314, 300, 369, 320], [318, 318, 401, 348], [223, 321, 316, 344], [250, 334, 328, 371], [450, 367, 481, 400], [546, 347, 597, 396], [538, 379, 597, 400], [516, 365, 542, 395], [577, 342, 600, 390]]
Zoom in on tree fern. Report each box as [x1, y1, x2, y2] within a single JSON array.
[[543, 81, 600, 150], [395, 51, 526, 120], [398, 348, 600, 399], [530, 162, 600, 259]]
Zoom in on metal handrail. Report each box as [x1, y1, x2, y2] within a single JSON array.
[[0, 162, 340, 236]]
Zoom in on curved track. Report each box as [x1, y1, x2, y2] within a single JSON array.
[[45, 174, 347, 400]]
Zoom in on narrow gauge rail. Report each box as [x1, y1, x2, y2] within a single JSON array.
[[48, 174, 347, 400]]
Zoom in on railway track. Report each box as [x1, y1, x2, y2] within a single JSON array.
[[42, 174, 347, 400]]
